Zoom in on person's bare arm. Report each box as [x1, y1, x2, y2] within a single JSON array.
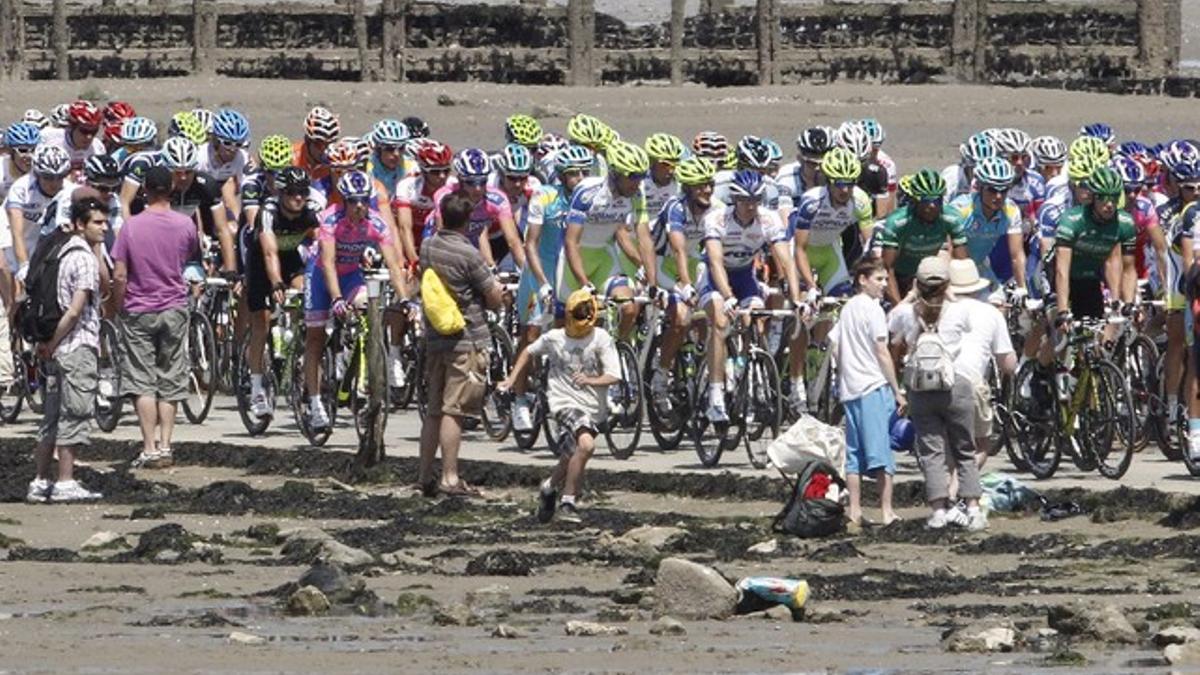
[[873, 336, 906, 411], [42, 288, 90, 356], [112, 260, 128, 312]]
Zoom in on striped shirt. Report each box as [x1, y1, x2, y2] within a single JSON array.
[[54, 236, 100, 357]]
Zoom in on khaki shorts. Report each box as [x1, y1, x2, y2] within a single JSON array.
[[120, 307, 190, 402], [39, 347, 98, 447], [425, 348, 487, 418], [973, 380, 994, 441]]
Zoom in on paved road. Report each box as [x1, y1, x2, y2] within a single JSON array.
[[2, 393, 1198, 495]]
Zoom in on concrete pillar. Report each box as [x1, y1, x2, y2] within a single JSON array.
[[755, 0, 777, 85], [669, 0, 685, 86], [1140, 0, 1180, 77], [381, 0, 407, 82], [0, 0, 25, 81], [192, 0, 218, 75], [951, 0, 984, 82], [568, 0, 594, 86], [353, 0, 371, 81], [52, 0, 68, 80], [1166, 0, 1181, 72]]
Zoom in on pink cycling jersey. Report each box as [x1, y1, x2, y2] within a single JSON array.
[[317, 205, 394, 275], [426, 184, 513, 246]]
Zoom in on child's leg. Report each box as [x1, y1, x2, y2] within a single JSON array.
[[562, 430, 595, 500], [845, 473, 863, 524], [56, 445, 76, 482], [873, 468, 897, 523]]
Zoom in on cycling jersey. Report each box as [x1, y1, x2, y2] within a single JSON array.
[[774, 161, 816, 212], [489, 171, 544, 231], [1156, 196, 1190, 309], [0, 155, 24, 198], [789, 184, 873, 292], [240, 171, 326, 214], [1008, 169, 1047, 231], [1054, 205, 1136, 280], [3, 173, 71, 258], [316, 205, 393, 276], [368, 154, 417, 199], [941, 163, 973, 200], [559, 175, 647, 293], [197, 142, 249, 185], [314, 174, 391, 218], [642, 174, 678, 253], [425, 183, 512, 248], [39, 127, 104, 173], [876, 204, 967, 277], [516, 183, 571, 323], [1127, 193, 1161, 279], [698, 204, 785, 306], [1044, 172, 1070, 205], [949, 193, 1022, 282], [292, 140, 330, 183], [393, 174, 443, 252], [121, 149, 164, 186], [874, 149, 898, 192], [170, 172, 225, 239], [655, 194, 723, 282], [713, 170, 780, 211], [247, 197, 319, 312]]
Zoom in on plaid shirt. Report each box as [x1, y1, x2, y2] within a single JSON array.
[[54, 236, 100, 357]]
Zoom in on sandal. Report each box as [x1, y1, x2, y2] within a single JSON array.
[[439, 480, 482, 498]]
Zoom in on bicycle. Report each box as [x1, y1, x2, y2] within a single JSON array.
[[478, 273, 523, 442], [596, 293, 650, 460], [182, 278, 220, 424], [802, 296, 849, 427], [234, 288, 304, 436], [644, 308, 708, 452], [326, 272, 392, 447], [93, 317, 123, 432], [511, 299, 555, 451]]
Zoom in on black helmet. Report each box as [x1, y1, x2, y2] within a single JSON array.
[[401, 116, 430, 139], [275, 166, 310, 193], [84, 154, 122, 185]]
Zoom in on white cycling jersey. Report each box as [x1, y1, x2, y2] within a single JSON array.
[[3, 173, 75, 260], [198, 142, 250, 185], [39, 127, 105, 173], [941, 163, 972, 200], [701, 204, 786, 270]]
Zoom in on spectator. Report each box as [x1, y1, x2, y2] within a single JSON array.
[[828, 257, 905, 532], [111, 166, 199, 469], [498, 289, 620, 523], [417, 189, 501, 497], [27, 195, 107, 503]]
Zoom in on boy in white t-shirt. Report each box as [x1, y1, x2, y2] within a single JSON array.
[[499, 288, 619, 525], [829, 257, 906, 531]]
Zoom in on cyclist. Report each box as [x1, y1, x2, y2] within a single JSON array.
[[245, 167, 321, 419], [393, 140, 453, 267], [535, 133, 570, 184], [714, 136, 780, 211], [1161, 158, 1200, 427], [691, 131, 729, 164], [166, 110, 207, 147], [39, 100, 105, 177], [367, 118, 413, 199], [505, 114, 543, 152], [777, 127, 832, 217], [700, 170, 802, 423], [490, 143, 542, 270], [642, 133, 684, 227], [199, 108, 252, 218], [0, 122, 39, 198], [100, 100, 136, 154], [48, 154, 123, 247], [1113, 155, 1167, 286], [318, 138, 399, 244], [240, 134, 315, 227], [191, 108, 215, 142], [110, 116, 157, 169], [562, 140, 652, 340], [877, 169, 969, 305], [4, 144, 72, 284], [567, 114, 611, 178], [295, 106, 340, 183], [160, 137, 238, 277], [302, 170, 407, 431], [948, 156, 1026, 289], [429, 148, 522, 270], [1080, 122, 1117, 154], [1031, 135, 1069, 200], [991, 127, 1046, 230], [837, 121, 890, 218], [860, 118, 898, 215], [943, 132, 995, 200], [1053, 166, 1136, 323]]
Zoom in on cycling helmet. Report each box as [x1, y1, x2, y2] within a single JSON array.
[[606, 141, 650, 177], [722, 148, 738, 171], [258, 134, 294, 170], [120, 116, 157, 146], [675, 156, 717, 187], [599, 124, 619, 150], [212, 108, 250, 145], [898, 174, 914, 197], [1111, 155, 1146, 187], [555, 144, 594, 173], [84, 154, 122, 185], [538, 132, 570, 160], [337, 170, 373, 200], [497, 143, 533, 176], [1068, 135, 1110, 166], [324, 138, 361, 169], [348, 135, 372, 165], [1162, 139, 1200, 173], [1171, 158, 1200, 182], [276, 166, 311, 193], [692, 131, 728, 162], [959, 132, 996, 165], [67, 100, 102, 131], [726, 169, 767, 200], [860, 118, 886, 145], [504, 114, 543, 147], [991, 128, 1031, 156], [1030, 135, 1067, 167], [191, 108, 215, 134], [906, 168, 946, 199], [567, 113, 607, 148], [973, 156, 1015, 189], [31, 145, 71, 178], [1084, 165, 1123, 197], [161, 136, 200, 170], [796, 127, 832, 156], [819, 147, 862, 181], [22, 109, 48, 130], [763, 138, 783, 165], [168, 111, 207, 145], [836, 121, 872, 160], [1080, 122, 1115, 146], [416, 140, 453, 170], [103, 101, 136, 142], [50, 103, 70, 128], [370, 118, 409, 147], [304, 106, 340, 143], [401, 116, 430, 139], [1067, 154, 1102, 181], [644, 132, 685, 163], [1116, 140, 1150, 159], [735, 135, 772, 170], [3, 122, 41, 149], [453, 148, 491, 179]]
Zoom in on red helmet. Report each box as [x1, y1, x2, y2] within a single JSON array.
[[416, 139, 452, 169], [102, 101, 135, 142], [68, 100, 102, 131]]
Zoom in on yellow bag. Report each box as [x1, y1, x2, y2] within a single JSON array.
[[421, 267, 465, 335]]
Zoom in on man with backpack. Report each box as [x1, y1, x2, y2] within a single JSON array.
[[416, 190, 502, 498], [25, 194, 107, 503]]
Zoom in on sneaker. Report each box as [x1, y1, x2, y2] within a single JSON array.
[[558, 502, 582, 524], [966, 509, 988, 532], [706, 399, 728, 424], [309, 401, 331, 430], [789, 383, 808, 415], [49, 480, 101, 502], [536, 483, 558, 523], [131, 449, 171, 469], [250, 391, 273, 419], [389, 355, 407, 389], [512, 396, 534, 432], [946, 505, 970, 528], [25, 478, 51, 503], [926, 510, 950, 530], [98, 379, 115, 399], [1189, 431, 1200, 462]]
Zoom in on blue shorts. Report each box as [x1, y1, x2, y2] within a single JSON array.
[[844, 385, 897, 476], [304, 261, 364, 327], [699, 265, 765, 308]]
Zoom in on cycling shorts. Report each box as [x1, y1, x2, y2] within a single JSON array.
[[698, 265, 766, 309], [806, 243, 850, 293], [554, 245, 638, 297], [304, 261, 365, 327], [246, 244, 305, 313]]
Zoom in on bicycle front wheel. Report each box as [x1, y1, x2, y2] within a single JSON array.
[[1013, 360, 1062, 479], [744, 350, 782, 469], [182, 312, 217, 424], [94, 319, 123, 433], [1082, 359, 1136, 480], [480, 325, 513, 442], [691, 360, 722, 468], [1124, 335, 1160, 453], [236, 334, 274, 437], [604, 341, 643, 459]]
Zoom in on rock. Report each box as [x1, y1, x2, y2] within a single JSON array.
[[945, 624, 1017, 653], [763, 604, 796, 622], [318, 540, 375, 568], [746, 539, 779, 555], [153, 550, 180, 564], [491, 623, 523, 639], [189, 541, 223, 563], [298, 563, 363, 603], [132, 523, 194, 559], [565, 620, 628, 637], [278, 526, 331, 543], [465, 584, 512, 613], [81, 531, 127, 550], [434, 603, 480, 627], [611, 588, 645, 605], [1154, 625, 1200, 647], [245, 523, 280, 543], [596, 606, 641, 623], [227, 631, 267, 645], [599, 526, 686, 562], [1047, 602, 1138, 644], [380, 550, 434, 572], [286, 585, 331, 616], [395, 592, 438, 616], [1166, 641, 1200, 665], [465, 550, 533, 576], [654, 558, 738, 620], [649, 616, 687, 636]]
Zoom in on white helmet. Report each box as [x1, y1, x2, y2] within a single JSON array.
[[161, 136, 199, 170], [31, 144, 70, 178], [835, 121, 872, 160]]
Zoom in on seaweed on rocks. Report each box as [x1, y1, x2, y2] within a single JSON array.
[[6, 546, 81, 562]]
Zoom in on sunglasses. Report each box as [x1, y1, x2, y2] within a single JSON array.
[[216, 138, 244, 150], [378, 144, 404, 154], [425, 167, 450, 175], [1181, 183, 1200, 191], [93, 182, 119, 192], [917, 197, 943, 205], [983, 185, 1009, 195], [831, 180, 855, 189], [461, 178, 487, 187], [283, 187, 309, 197], [733, 195, 763, 203], [345, 196, 370, 206], [503, 173, 529, 181], [10, 146, 34, 156], [76, 127, 99, 136]]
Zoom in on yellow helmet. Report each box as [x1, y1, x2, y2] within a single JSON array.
[[820, 147, 862, 181], [605, 140, 650, 177]]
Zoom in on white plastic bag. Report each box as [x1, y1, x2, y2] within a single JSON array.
[[766, 414, 846, 477]]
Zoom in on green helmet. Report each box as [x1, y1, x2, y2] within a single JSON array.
[[675, 156, 716, 187], [1084, 166, 1123, 197], [567, 114, 607, 148], [605, 140, 650, 176], [820, 147, 862, 181], [505, 114, 542, 147], [168, 111, 207, 146], [906, 168, 946, 199], [259, 134, 294, 170], [644, 133, 685, 163]]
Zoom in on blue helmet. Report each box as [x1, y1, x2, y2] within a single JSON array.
[[973, 156, 1015, 189], [727, 169, 766, 199], [337, 170, 373, 200], [959, 132, 996, 165], [762, 138, 783, 164], [555, 144, 594, 173], [453, 148, 491, 179], [3, 122, 41, 149], [497, 143, 533, 176], [212, 108, 250, 145], [1116, 140, 1149, 159], [1171, 158, 1200, 182], [121, 116, 158, 146], [889, 412, 914, 452], [371, 118, 410, 147], [1080, 122, 1115, 145], [1111, 155, 1145, 187]]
